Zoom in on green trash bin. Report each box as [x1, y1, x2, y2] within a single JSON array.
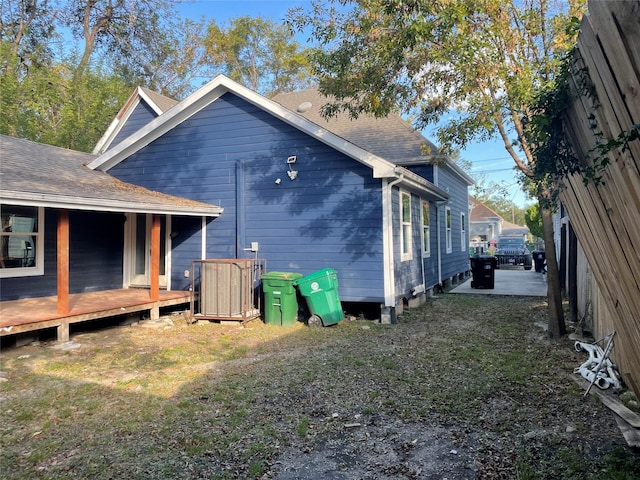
[[293, 268, 344, 327], [261, 272, 303, 325]]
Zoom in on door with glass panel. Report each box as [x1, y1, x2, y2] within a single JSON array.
[[127, 213, 167, 287]]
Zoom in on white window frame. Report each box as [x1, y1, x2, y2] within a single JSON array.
[[421, 199, 430, 257], [0, 206, 45, 278], [400, 190, 412, 261], [445, 206, 452, 254], [461, 212, 467, 252]]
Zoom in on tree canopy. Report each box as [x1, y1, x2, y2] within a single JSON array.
[[1, 1, 314, 151], [203, 15, 314, 97]]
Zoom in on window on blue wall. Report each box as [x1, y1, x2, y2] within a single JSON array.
[[421, 200, 430, 257], [401, 191, 412, 261], [0, 205, 44, 278], [461, 212, 466, 252], [445, 206, 452, 253]]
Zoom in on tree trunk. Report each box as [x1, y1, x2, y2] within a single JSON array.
[[539, 198, 565, 337]]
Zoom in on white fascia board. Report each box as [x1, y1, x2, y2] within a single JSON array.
[[400, 155, 475, 186], [391, 167, 449, 201], [92, 89, 146, 155], [89, 75, 397, 177], [0, 191, 223, 217], [443, 161, 476, 186], [137, 87, 165, 116], [92, 116, 121, 155]]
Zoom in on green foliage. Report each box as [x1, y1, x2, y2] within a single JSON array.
[[204, 16, 315, 96], [0, 44, 131, 151], [289, 0, 585, 166], [2, 3, 316, 149], [525, 48, 640, 191], [525, 204, 544, 239]]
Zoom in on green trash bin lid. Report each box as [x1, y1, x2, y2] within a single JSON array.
[[261, 272, 303, 281]]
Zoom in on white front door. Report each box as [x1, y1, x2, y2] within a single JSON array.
[[126, 213, 168, 288]]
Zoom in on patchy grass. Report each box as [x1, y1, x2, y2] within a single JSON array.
[[1, 294, 639, 479]]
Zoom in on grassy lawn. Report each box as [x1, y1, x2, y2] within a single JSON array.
[[1, 294, 639, 479]]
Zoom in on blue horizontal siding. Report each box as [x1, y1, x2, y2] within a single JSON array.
[[109, 93, 386, 303], [69, 211, 124, 292], [391, 188, 424, 302], [438, 165, 470, 280], [109, 101, 158, 150], [0, 210, 124, 301], [170, 216, 205, 291]]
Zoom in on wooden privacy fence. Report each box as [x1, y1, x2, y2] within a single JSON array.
[[560, 1, 640, 396]]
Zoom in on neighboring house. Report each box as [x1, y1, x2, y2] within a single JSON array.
[[91, 75, 473, 322], [0, 135, 222, 340], [469, 196, 502, 247], [469, 196, 528, 248]]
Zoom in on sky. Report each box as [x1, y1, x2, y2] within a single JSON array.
[[176, 0, 533, 208]]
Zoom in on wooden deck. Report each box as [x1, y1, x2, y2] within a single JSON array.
[[0, 289, 192, 342]]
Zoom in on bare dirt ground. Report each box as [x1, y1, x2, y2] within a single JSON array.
[[1, 293, 639, 479]]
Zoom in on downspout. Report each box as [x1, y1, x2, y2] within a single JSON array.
[[436, 201, 445, 285], [383, 173, 404, 308], [201, 216, 207, 260], [411, 199, 427, 297]]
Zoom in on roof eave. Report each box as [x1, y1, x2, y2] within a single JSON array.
[[0, 191, 223, 217], [88, 75, 398, 176], [380, 167, 449, 202]]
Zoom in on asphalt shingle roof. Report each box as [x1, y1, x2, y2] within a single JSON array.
[[272, 89, 440, 165], [139, 87, 179, 113], [0, 135, 221, 216]]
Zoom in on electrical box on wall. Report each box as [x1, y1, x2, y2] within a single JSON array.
[[251, 242, 259, 252]]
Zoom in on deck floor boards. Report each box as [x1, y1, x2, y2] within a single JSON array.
[[0, 289, 191, 335]]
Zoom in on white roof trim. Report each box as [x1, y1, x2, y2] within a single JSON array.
[[88, 75, 450, 200], [89, 75, 397, 178], [390, 167, 449, 201], [137, 87, 165, 116], [0, 191, 223, 217], [399, 156, 475, 186], [92, 87, 165, 155], [92, 115, 122, 155]]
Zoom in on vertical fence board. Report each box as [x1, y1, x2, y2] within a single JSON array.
[[560, 1, 640, 396]]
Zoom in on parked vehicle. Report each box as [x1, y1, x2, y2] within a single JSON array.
[[494, 236, 532, 270]]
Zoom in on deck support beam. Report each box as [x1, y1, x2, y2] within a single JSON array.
[[150, 214, 160, 302], [57, 209, 70, 342]]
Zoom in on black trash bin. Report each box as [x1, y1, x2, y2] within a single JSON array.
[[533, 250, 546, 273], [470, 254, 497, 289]]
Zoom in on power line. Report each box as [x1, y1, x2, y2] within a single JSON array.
[[469, 156, 515, 164], [470, 168, 517, 174]]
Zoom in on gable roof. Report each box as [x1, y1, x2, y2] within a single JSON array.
[[88, 75, 450, 202], [469, 196, 529, 235], [272, 89, 475, 186], [469, 196, 503, 222], [92, 86, 179, 155], [1, 135, 222, 217], [139, 87, 179, 113]]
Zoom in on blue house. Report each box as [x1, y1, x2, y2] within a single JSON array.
[[93, 86, 178, 155], [90, 75, 473, 322], [0, 135, 222, 342]]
